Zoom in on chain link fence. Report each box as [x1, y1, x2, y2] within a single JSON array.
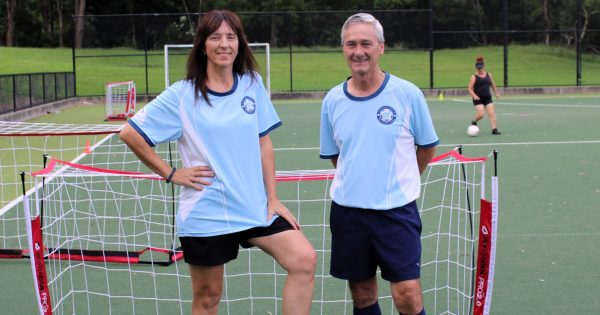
[[0, 72, 75, 115], [71, 9, 599, 96]]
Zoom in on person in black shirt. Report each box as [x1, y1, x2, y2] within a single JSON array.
[[467, 56, 501, 135]]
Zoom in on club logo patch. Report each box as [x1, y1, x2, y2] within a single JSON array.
[[241, 96, 256, 114], [376, 106, 396, 125]]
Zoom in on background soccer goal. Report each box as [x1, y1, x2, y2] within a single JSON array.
[[164, 43, 270, 95], [9, 121, 497, 315], [105, 81, 136, 121]]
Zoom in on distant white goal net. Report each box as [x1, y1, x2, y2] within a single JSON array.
[[18, 143, 498, 315], [164, 43, 271, 95], [105, 81, 136, 121]]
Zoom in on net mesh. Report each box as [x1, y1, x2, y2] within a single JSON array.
[[420, 151, 488, 315], [2, 122, 493, 314], [1, 122, 115, 257], [0, 122, 173, 258], [24, 149, 488, 315]]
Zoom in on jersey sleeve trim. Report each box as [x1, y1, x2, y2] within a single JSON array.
[[127, 120, 156, 147], [417, 139, 440, 149], [320, 153, 339, 159], [259, 121, 282, 137]]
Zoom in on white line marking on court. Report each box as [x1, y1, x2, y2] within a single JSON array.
[[450, 98, 600, 108], [275, 140, 600, 151], [274, 147, 318, 151], [500, 232, 600, 238], [444, 140, 600, 147]]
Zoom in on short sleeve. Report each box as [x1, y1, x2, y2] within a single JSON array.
[[319, 95, 339, 159], [128, 83, 184, 146], [409, 86, 439, 148], [254, 73, 282, 137]]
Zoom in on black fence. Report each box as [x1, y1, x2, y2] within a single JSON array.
[[69, 5, 599, 96], [0, 72, 75, 115]]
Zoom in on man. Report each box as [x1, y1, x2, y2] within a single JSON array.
[[319, 13, 439, 315]]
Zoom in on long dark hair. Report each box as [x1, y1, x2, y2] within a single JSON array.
[[186, 10, 258, 104]]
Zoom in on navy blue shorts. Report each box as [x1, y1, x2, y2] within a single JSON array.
[[329, 201, 422, 282], [180, 216, 293, 266], [473, 96, 493, 106]]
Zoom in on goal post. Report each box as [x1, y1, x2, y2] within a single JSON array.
[[164, 43, 271, 95], [22, 148, 498, 315], [105, 81, 136, 121]]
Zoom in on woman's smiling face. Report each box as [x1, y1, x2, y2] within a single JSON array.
[[204, 21, 239, 69]]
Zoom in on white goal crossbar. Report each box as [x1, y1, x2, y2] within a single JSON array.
[[164, 43, 271, 95]]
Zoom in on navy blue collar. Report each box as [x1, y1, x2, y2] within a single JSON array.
[[343, 72, 390, 101], [207, 74, 238, 96]]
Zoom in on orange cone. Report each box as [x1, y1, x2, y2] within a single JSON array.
[[84, 139, 92, 154]]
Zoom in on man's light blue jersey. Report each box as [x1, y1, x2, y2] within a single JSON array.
[[320, 73, 439, 210], [129, 72, 281, 237]]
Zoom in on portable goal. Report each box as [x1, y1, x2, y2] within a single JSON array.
[[20, 146, 498, 315], [0, 121, 175, 260], [105, 81, 136, 121], [0, 121, 122, 260]]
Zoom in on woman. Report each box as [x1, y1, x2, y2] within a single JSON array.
[[468, 56, 501, 135], [120, 10, 316, 315]]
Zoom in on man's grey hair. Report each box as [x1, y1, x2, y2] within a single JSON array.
[[340, 13, 385, 45]]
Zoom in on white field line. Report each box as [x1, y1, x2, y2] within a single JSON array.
[[500, 232, 600, 238], [450, 98, 600, 108], [274, 139, 600, 152]]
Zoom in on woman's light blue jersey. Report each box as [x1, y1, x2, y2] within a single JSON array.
[[129, 72, 281, 237], [320, 73, 439, 210]]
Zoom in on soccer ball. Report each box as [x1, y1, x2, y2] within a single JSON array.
[[467, 125, 480, 137]]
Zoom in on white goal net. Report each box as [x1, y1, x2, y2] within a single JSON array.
[[0, 121, 176, 260], [21, 146, 498, 315], [1, 122, 121, 259], [164, 43, 271, 95], [105, 81, 136, 121]]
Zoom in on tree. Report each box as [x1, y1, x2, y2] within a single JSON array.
[[37, 0, 52, 40], [56, 0, 64, 47], [580, 0, 599, 43], [543, 0, 550, 45], [74, 0, 85, 48], [5, 0, 16, 46], [472, 0, 488, 45]]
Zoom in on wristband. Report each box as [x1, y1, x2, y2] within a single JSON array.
[[165, 167, 177, 183]]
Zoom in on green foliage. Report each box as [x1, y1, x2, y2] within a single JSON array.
[[3, 1, 600, 51]]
